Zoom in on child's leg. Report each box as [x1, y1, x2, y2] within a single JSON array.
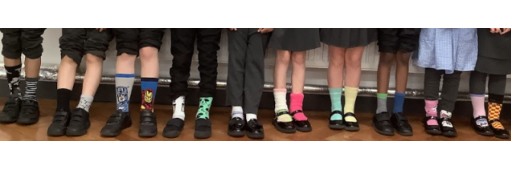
[[290, 51, 307, 120], [20, 29, 45, 102], [438, 71, 461, 115], [343, 46, 364, 122], [328, 46, 345, 121], [423, 68, 441, 125], [469, 71, 487, 118], [112, 29, 138, 115], [393, 51, 411, 113], [1, 28, 23, 99], [139, 28, 164, 113], [226, 29, 248, 120], [273, 49, 291, 118], [487, 74, 507, 131], [376, 52, 395, 114], [243, 29, 267, 121]]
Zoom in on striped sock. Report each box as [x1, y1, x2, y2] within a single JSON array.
[[22, 77, 39, 101]]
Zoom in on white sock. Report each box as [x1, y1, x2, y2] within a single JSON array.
[[273, 89, 288, 113], [246, 113, 257, 122], [172, 96, 185, 120], [231, 106, 244, 120]]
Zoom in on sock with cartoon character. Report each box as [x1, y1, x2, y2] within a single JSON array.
[[115, 74, 135, 114], [141, 78, 158, 111]]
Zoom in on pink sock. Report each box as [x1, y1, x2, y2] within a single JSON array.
[[290, 93, 307, 121], [471, 94, 486, 118], [425, 100, 438, 125]]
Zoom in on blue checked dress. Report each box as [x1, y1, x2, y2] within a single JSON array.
[[413, 28, 478, 74]]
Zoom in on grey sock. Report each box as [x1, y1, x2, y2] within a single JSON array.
[[22, 77, 39, 101], [77, 95, 94, 112], [376, 97, 387, 114]]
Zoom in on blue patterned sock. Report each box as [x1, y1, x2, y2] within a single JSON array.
[[141, 77, 158, 111], [115, 74, 135, 113]]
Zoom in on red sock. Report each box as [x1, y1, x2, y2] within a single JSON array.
[[290, 93, 307, 121]]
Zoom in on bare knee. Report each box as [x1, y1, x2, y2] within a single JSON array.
[[379, 53, 395, 65], [139, 47, 158, 62], [86, 54, 103, 66], [396, 54, 411, 66]]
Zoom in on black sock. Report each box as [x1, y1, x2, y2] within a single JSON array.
[[56, 88, 72, 111], [5, 64, 22, 98]]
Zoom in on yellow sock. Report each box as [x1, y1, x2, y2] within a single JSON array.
[[489, 102, 504, 129], [344, 86, 358, 122]]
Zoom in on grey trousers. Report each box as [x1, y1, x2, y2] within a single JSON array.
[[469, 71, 507, 95], [424, 68, 462, 112], [226, 28, 270, 114]]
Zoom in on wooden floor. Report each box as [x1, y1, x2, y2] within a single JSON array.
[[0, 98, 509, 141]]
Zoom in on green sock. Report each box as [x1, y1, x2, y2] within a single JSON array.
[[329, 88, 343, 121], [196, 97, 213, 119]]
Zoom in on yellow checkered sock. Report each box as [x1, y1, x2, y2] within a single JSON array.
[[488, 94, 504, 130]]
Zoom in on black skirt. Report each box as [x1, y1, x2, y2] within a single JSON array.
[[475, 28, 511, 75], [267, 28, 321, 51], [320, 28, 377, 48]]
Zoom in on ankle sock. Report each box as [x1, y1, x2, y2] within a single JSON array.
[[425, 100, 438, 126], [196, 97, 213, 120], [246, 113, 257, 121], [77, 94, 94, 112], [141, 77, 158, 111], [115, 73, 135, 113], [393, 92, 405, 113], [290, 93, 307, 121], [22, 77, 39, 101], [376, 93, 387, 114], [56, 88, 72, 111], [172, 96, 185, 120], [231, 106, 244, 120], [5, 64, 21, 98]]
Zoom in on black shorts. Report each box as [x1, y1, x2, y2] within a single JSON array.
[[377, 28, 421, 53], [111, 28, 166, 56], [0, 28, 46, 59], [59, 28, 114, 65]]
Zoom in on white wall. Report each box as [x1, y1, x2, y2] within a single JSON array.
[[1, 28, 509, 94]]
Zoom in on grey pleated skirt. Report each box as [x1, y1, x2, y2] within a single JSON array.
[[267, 28, 321, 51], [320, 28, 377, 48]]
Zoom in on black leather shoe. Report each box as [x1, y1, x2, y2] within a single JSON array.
[[66, 108, 91, 136], [372, 112, 394, 136], [47, 109, 71, 136], [343, 112, 359, 131], [272, 110, 295, 133], [0, 97, 22, 124], [328, 110, 344, 130], [245, 119, 264, 139], [195, 118, 212, 139], [391, 112, 413, 136], [471, 116, 494, 136], [423, 116, 442, 135], [489, 119, 510, 139], [17, 100, 39, 125], [439, 117, 457, 137], [162, 118, 185, 138], [290, 110, 312, 132], [100, 110, 132, 137], [228, 117, 245, 137], [139, 110, 157, 138]]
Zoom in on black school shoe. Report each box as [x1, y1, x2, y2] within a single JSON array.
[[372, 112, 394, 136], [162, 118, 185, 138], [100, 110, 132, 137], [0, 97, 22, 124], [489, 120, 510, 139], [17, 100, 40, 125], [139, 110, 157, 138], [329, 111, 345, 130], [423, 116, 442, 135], [228, 117, 245, 137], [343, 112, 360, 131], [47, 109, 71, 136], [246, 119, 264, 139], [290, 110, 312, 132], [439, 117, 457, 137], [391, 112, 413, 136], [272, 110, 295, 133], [471, 116, 494, 136], [195, 118, 212, 139], [66, 108, 91, 136]]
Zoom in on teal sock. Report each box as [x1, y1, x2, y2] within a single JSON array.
[[196, 97, 213, 119], [329, 88, 343, 121]]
